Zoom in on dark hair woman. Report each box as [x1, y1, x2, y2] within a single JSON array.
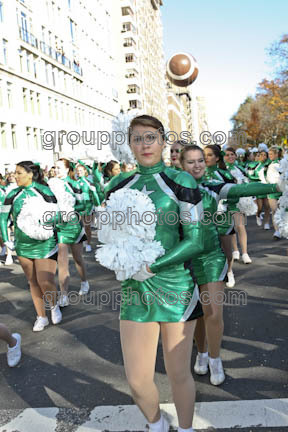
[[0, 161, 62, 331]]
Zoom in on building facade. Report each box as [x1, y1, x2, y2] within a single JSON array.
[[0, 0, 119, 169], [115, 0, 168, 127], [166, 80, 209, 145]]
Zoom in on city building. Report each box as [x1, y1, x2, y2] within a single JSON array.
[[166, 80, 209, 146], [196, 95, 209, 142], [115, 0, 168, 127], [0, 0, 119, 170]]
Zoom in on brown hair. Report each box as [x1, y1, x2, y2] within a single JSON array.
[[268, 146, 279, 156], [205, 144, 227, 170], [173, 140, 189, 147], [129, 115, 165, 144], [104, 160, 119, 178], [179, 144, 204, 166], [76, 163, 88, 177], [58, 158, 75, 179], [225, 147, 236, 155]]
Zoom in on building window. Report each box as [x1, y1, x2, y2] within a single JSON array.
[[52, 68, 56, 86], [121, 7, 133, 16], [11, 124, 17, 149], [125, 53, 136, 63], [33, 56, 37, 78], [19, 49, 23, 72], [129, 100, 141, 109], [23, 88, 28, 112], [127, 84, 140, 94], [33, 128, 38, 149], [20, 12, 28, 42], [2, 39, 7, 64], [68, 0, 71, 8], [37, 93, 41, 114], [124, 38, 135, 48], [30, 90, 34, 114], [26, 50, 30, 73], [45, 62, 49, 84], [122, 22, 136, 33], [26, 126, 31, 149], [41, 25, 46, 43], [48, 96, 52, 118], [70, 19, 75, 42], [60, 101, 64, 121], [55, 99, 58, 120], [1, 122, 6, 149], [7, 83, 13, 108], [0, 2, 3, 22], [66, 103, 69, 121], [125, 69, 138, 79]]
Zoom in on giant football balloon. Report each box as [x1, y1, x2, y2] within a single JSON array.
[[166, 52, 199, 87]]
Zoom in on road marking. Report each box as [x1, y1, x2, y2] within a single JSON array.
[[1, 399, 288, 431], [0, 408, 59, 432]]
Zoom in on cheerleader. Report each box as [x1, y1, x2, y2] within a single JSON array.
[[104, 115, 204, 432], [92, 160, 120, 204], [0, 161, 62, 332], [170, 140, 186, 170], [246, 148, 270, 229], [203, 145, 236, 288], [121, 162, 136, 172], [224, 147, 252, 264], [260, 147, 282, 239], [76, 163, 100, 252], [52, 159, 89, 307], [235, 148, 247, 169], [180, 145, 281, 386]]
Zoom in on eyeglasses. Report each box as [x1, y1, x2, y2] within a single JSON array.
[[170, 149, 181, 154]]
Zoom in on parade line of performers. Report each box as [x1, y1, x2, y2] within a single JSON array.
[[0, 115, 286, 432]]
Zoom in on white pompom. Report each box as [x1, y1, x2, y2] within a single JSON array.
[[17, 196, 57, 240], [230, 167, 247, 184], [48, 178, 76, 219], [274, 155, 288, 238], [238, 197, 257, 216], [111, 112, 137, 164], [95, 188, 165, 280]]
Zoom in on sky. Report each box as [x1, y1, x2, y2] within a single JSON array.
[[161, 0, 288, 135]]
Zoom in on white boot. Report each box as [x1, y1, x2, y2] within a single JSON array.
[[226, 271, 235, 288]]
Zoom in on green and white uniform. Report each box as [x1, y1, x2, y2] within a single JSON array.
[[77, 176, 100, 215], [0, 182, 58, 259], [203, 166, 236, 236], [246, 160, 270, 199], [259, 159, 282, 200], [92, 162, 106, 204], [105, 161, 204, 322], [193, 179, 280, 285], [0, 185, 5, 206], [57, 177, 86, 244]]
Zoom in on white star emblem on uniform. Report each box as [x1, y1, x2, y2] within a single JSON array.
[[141, 185, 154, 196]]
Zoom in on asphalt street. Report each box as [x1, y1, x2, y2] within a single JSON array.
[[0, 216, 287, 431]]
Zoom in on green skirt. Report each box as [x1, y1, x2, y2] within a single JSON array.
[[193, 248, 227, 286], [120, 264, 203, 322]]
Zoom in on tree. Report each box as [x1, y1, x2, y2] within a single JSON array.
[[231, 34, 288, 146]]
